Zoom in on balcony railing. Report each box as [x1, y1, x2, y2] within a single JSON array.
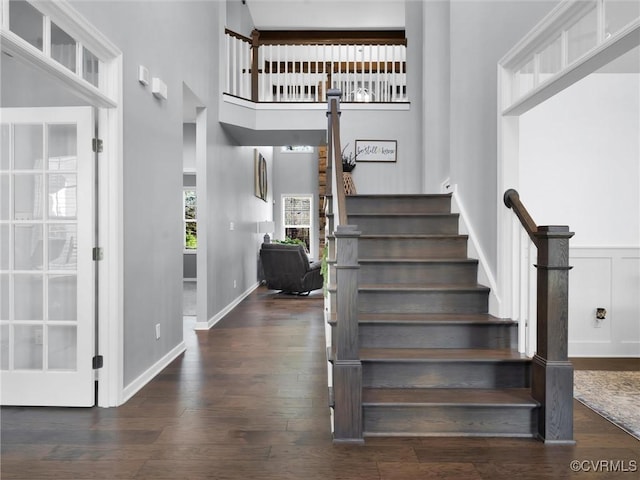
[[225, 29, 408, 103]]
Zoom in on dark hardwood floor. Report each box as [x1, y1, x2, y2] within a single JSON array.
[[2, 286, 638, 479]]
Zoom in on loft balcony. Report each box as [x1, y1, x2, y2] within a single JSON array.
[[220, 29, 411, 145]]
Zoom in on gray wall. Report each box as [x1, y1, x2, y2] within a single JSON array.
[[448, 0, 558, 274], [272, 149, 320, 259], [72, 0, 271, 388], [343, 1, 424, 195]]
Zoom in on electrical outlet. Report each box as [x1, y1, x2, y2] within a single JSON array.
[[229, 222, 234, 231], [155, 323, 161, 340], [233, 280, 237, 289], [34, 328, 43, 345]]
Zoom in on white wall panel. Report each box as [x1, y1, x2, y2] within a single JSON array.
[[569, 248, 640, 356]]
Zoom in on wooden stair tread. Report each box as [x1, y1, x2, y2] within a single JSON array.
[[359, 234, 468, 239], [348, 213, 458, 217], [329, 312, 514, 325], [358, 258, 478, 264], [358, 283, 490, 292], [362, 388, 539, 407], [359, 348, 530, 362], [348, 194, 452, 199], [361, 313, 513, 324]]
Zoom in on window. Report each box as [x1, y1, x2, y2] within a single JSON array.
[[183, 189, 197, 250], [281, 146, 314, 153], [282, 195, 312, 252]]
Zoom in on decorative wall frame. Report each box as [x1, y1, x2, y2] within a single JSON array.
[[355, 140, 397, 162], [254, 149, 268, 202]]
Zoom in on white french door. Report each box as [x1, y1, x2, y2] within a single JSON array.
[[0, 107, 95, 406]]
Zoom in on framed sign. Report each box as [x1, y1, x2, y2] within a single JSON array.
[[254, 149, 268, 202], [355, 140, 397, 162]]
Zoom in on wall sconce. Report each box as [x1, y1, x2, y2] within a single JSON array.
[[257, 221, 275, 243]]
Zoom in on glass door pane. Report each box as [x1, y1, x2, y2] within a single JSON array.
[[1, 107, 94, 406]]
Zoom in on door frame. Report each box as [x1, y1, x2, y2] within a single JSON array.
[[1, 0, 124, 406], [496, 1, 640, 354]]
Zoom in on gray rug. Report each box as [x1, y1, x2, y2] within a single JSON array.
[[574, 370, 640, 439]]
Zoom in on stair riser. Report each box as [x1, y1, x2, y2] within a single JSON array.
[[362, 361, 531, 388], [359, 238, 468, 259], [348, 215, 459, 235], [346, 196, 452, 214], [358, 324, 517, 349], [357, 290, 489, 314], [363, 405, 537, 436], [359, 262, 478, 285]]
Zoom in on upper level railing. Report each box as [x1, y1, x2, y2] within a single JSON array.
[[504, 189, 575, 444], [225, 29, 408, 103]]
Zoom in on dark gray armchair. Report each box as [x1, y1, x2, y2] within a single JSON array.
[[259, 243, 323, 294]]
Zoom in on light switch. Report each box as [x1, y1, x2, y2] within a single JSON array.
[[138, 65, 149, 86], [151, 77, 168, 100]]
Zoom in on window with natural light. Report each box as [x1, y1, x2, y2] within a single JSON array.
[[183, 189, 197, 250], [282, 195, 312, 252]]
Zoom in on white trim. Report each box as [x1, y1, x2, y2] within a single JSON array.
[[194, 282, 260, 330], [503, 20, 640, 116], [450, 187, 501, 317], [31, 0, 119, 60], [121, 341, 186, 404], [222, 93, 411, 111], [97, 54, 123, 408], [0, 30, 116, 108]]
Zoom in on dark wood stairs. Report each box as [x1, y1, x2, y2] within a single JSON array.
[[329, 194, 538, 438]]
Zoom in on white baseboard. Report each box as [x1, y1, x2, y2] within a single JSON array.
[[194, 282, 260, 330], [121, 341, 186, 404], [450, 188, 502, 316]]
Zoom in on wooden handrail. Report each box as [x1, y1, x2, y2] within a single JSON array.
[[328, 92, 348, 226], [504, 188, 538, 246], [255, 29, 407, 46], [224, 28, 251, 44]]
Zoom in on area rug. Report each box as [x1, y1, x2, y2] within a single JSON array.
[[574, 370, 640, 440]]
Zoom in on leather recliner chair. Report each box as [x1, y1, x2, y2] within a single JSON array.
[[259, 243, 323, 294]]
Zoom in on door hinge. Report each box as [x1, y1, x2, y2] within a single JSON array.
[[92, 355, 104, 369], [92, 247, 104, 261], [92, 138, 103, 153]]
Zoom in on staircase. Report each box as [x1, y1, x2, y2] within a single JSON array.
[[329, 193, 539, 438]]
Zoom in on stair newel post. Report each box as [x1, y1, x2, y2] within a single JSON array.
[[532, 226, 575, 444], [333, 225, 363, 443], [251, 29, 260, 102]]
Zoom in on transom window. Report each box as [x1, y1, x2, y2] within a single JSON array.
[[6, 0, 103, 89]]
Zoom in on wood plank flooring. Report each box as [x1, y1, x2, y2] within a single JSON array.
[[2, 286, 639, 479]]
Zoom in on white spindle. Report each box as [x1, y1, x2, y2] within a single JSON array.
[[226, 33, 230, 93], [315, 44, 319, 102], [276, 44, 281, 102], [377, 44, 381, 103], [392, 44, 396, 102], [284, 44, 289, 101], [231, 37, 237, 96]]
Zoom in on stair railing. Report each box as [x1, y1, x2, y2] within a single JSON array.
[[326, 89, 363, 443], [503, 189, 575, 444], [224, 28, 408, 103]]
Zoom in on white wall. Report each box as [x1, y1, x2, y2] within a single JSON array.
[[520, 73, 640, 357], [449, 0, 559, 274]]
